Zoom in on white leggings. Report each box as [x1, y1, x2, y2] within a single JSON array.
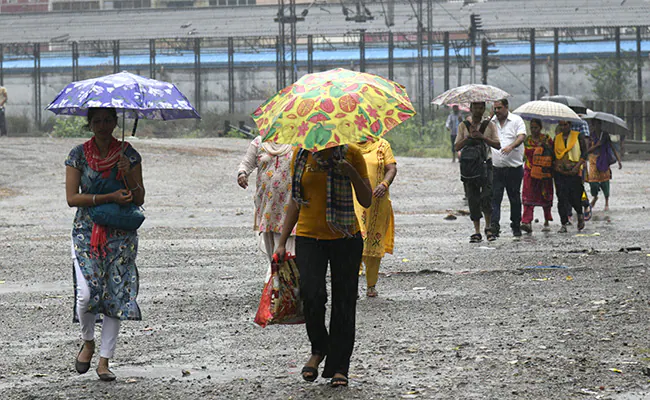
[[72, 243, 121, 359]]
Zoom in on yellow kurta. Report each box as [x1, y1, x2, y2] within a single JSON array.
[[353, 139, 396, 258]]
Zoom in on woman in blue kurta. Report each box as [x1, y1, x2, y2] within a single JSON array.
[[65, 108, 145, 381]]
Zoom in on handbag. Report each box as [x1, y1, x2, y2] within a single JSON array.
[[88, 167, 145, 231], [254, 253, 305, 327]]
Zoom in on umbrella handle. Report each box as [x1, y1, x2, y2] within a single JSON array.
[[131, 118, 139, 137]]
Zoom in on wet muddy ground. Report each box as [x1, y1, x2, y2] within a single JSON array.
[[1, 137, 650, 399]]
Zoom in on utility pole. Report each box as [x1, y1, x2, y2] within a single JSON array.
[[469, 13, 482, 84]]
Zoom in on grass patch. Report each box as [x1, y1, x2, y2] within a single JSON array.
[[384, 117, 453, 158]]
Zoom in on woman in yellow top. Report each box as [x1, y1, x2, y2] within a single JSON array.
[[553, 120, 588, 233], [275, 144, 371, 388], [353, 138, 396, 297]]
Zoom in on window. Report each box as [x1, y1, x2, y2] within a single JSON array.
[[52, 1, 100, 11], [165, 1, 193, 7]]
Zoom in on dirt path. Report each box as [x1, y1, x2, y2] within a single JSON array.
[[1, 137, 649, 399]]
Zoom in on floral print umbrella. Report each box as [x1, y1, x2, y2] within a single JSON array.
[[432, 84, 510, 106], [252, 68, 416, 152], [47, 71, 200, 120]]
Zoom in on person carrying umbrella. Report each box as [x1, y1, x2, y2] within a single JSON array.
[[65, 107, 145, 381], [586, 118, 622, 211], [553, 120, 588, 232], [50, 71, 200, 382], [256, 68, 415, 387], [455, 102, 501, 242]]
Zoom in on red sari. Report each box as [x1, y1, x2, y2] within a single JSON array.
[[522, 134, 554, 207]]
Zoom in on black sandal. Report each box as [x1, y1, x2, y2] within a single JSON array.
[[329, 376, 349, 387], [301, 366, 318, 382], [469, 233, 482, 243], [485, 229, 497, 242]]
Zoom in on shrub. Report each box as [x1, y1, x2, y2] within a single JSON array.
[[384, 117, 452, 158], [50, 116, 92, 138]]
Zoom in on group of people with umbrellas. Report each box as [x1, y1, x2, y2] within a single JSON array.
[[49, 69, 625, 386], [437, 85, 624, 242], [50, 68, 414, 386]]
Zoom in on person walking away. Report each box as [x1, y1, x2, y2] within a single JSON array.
[[521, 118, 554, 233], [237, 136, 295, 261], [455, 102, 501, 243], [353, 138, 397, 298], [490, 99, 527, 238], [446, 105, 461, 162], [586, 119, 622, 211], [553, 120, 587, 232], [65, 108, 145, 381], [274, 144, 372, 387], [0, 87, 7, 136]]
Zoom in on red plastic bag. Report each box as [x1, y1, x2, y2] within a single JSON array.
[[254, 253, 305, 327]]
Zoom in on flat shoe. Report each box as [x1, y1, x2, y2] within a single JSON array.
[[96, 368, 116, 382], [75, 343, 93, 374]]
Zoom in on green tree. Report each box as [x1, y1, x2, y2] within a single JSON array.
[[586, 54, 637, 101]]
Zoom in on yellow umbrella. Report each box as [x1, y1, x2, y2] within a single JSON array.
[[252, 68, 416, 152]]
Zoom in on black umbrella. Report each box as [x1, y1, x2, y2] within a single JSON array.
[[540, 95, 587, 114]]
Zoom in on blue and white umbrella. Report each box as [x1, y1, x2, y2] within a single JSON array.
[[46, 71, 200, 121]]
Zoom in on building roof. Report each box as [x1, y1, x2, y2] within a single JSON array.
[[0, 0, 649, 44]]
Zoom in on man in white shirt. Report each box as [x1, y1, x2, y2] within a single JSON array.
[[490, 99, 526, 237]]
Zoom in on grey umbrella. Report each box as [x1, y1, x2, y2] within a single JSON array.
[[582, 110, 629, 135], [540, 95, 587, 114]]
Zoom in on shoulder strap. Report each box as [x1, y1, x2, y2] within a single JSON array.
[[479, 120, 490, 134], [462, 120, 471, 130]]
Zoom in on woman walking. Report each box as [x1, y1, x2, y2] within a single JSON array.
[[521, 118, 554, 233], [274, 144, 371, 387], [237, 136, 295, 259], [553, 120, 587, 232], [353, 138, 397, 297], [65, 108, 145, 381], [586, 119, 622, 211]]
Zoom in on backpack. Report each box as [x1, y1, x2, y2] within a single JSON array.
[[530, 143, 554, 180], [459, 120, 490, 182]]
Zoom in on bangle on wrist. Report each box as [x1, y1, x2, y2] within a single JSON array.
[[238, 171, 247, 177], [92, 194, 97, 205], [379, 181, 389, 189]]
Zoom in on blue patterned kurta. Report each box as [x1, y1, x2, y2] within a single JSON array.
[[66, 144, 142, 321]]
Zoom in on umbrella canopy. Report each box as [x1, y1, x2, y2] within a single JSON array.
[[582, 110, 629, 134], [432, 84, 510, 106], [539, 95, 587, 114], [252, 68, 416, 152], [512, 100, 582, 123], [46, 71, 200, 120]]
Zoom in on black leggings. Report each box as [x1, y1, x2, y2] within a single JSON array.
[[295, 233, 363, 378]]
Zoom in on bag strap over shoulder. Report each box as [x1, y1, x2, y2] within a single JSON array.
[[463, 119, 490, 134]]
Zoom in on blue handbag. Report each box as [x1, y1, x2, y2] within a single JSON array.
[[88, 167, 145, 231]]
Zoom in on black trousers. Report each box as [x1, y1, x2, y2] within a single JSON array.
[[554, 173, 583, 225], [491, 165, 524, 230], [0, 108, 6, 136], [463, 162, 493, 222], [295, 233, 363, 378]]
